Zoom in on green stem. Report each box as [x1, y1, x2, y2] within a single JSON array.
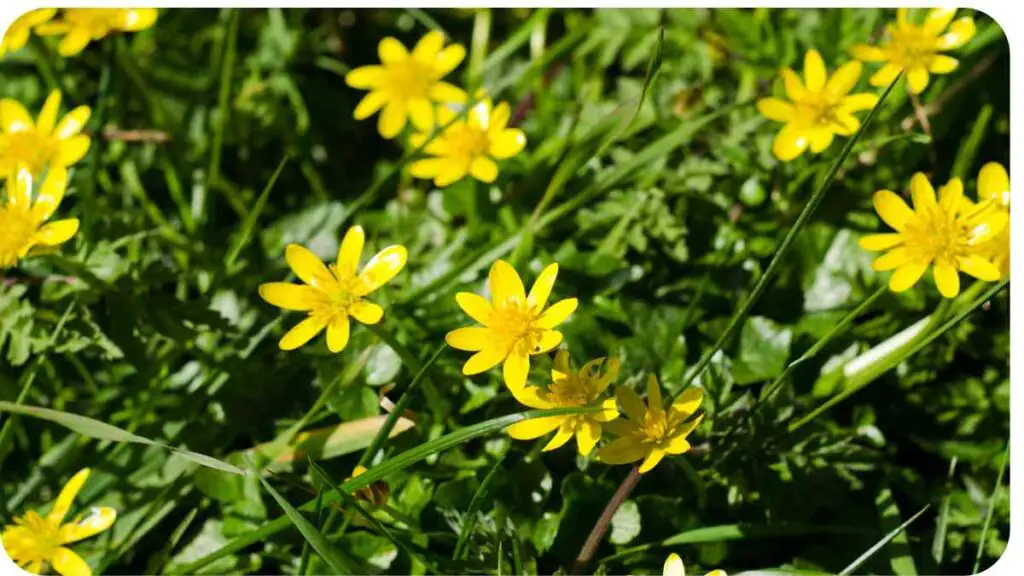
[[973, 441, 1009, 573], [205, 8, 240, 221], [468, 8, 492, 92]]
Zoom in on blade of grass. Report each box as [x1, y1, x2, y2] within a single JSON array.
[[479, 8, 552, 78], [673, 73, 902, 401], [839, 505, 930, 576], [297, 490, 324, 576], [930, 457, 958, 567], [973, 441, 1009, 573], [950, 104, 993, 180], [876, 488, 918, 575], [454, 452, 507, 559], [205, 8, 240, 219], [224, 156, 289, 272]]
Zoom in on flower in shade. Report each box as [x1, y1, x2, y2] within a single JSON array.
[[0, 9, 56, 58], [505, 350, 620, 456], [346, 465, 390, 507], [35, 8, 158, 56], [259, 226, 407, 353], [851, 8, 975, 95], [0, 90, 91, 179], [0, 167, 79, 269], [859, 173, 1007, 298], [975, 162, 1009, 277], [446, 260, 578, 392], [345, 31, 467, 139], [409, 98, 526, 187], [757, 49, 879, 161], [1, 468, 117, 576], [596, 375, 704, 474], [664, 553, 727, 576]]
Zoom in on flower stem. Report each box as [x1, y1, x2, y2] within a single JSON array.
[[571, 467, 642, 574]]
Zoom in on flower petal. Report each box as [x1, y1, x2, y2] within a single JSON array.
[[489, 259, 526, 306], [850, 44, 886, 62], [664, 435, 692, 455], [0, 98, 33, 132], [378, 101, 408, 139], [279, 316, 327, 351], [509, 384, 554, 410], [910, 173, 937, 210], [455, 292, 493, 325], [957, 254, 1000, 282], [463, 346, 506, 375], [356, 245, 407, 295], [349, 300, 383, 325], [36, 90, 62, 136], [413, 30, 445, 62], [780, 68, 805, 101], [32, 166, 68, 221], [345, 65, 384, 89], [533, 330, 563, 354], [808, 128, 834, 154], [936, 18, 976, 50], [434, 44, 466, 76], [638, 447, 666, 473], [772, 124, 809, 162], [664, 554, 686, 576], [407, 98, 435, 132], [576, 420, 601, 456], [445, 327, 491, 351], [873, 190, 914, 231], [48, 468, 90, 524], [507, 415, 564, 440], [826, 61, 862, 97], [670, 387, 704, 420], [859, 233, 904, 251], [54, 135, 92, 166], [872, 247, 912, 271], [54, 106, 91, 139], [870, 63, 902, 88], [839, 93, 880, 112], [50, 547, 91, 576], [756, 98, 794, 122], [939, 178, 964, 210], [923, 7, 957, 35], [489, 129, 526, 159], [378, 37, 408, 64], [616, 386, 647, 422], [60, 506, 116, 544], [337, 226, 365, 278], [503, 352, 530, 391], [469, 157, 499, 183], [429, 82, 467, 104], [978, 162, 1010, 207], [326, 316, 351, 353], [59, 28, 93, 56], [32, 219, 79, 247], [118, 8, 158, 31], [933, 262, 960, 298], [285, 244, 334, 290], [596, 437, 648, 465], [929, 55, 958, 74], [527, 263, 559, 311], [596, 397, 620, 422], [353, 91, 388, 120], [888, 262, 929, 292], [646, 374, 663, 413], [543, 421, 575, 451], [259, 283, 319, 311], [906, 67, 930, 94], [803, 49, 826, 92]]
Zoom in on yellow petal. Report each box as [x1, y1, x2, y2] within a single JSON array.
[[32, 219, 79, 247], [455, 292, 493, 325], [489, 102, 512, 132], [910, 173, 937, 210], [507, 415, 563, 440], [616, 386, 647, 422], [349, 300, 383, 325], [534, 330, 563, 354], [826, 61, 862, 97], [646, 374, 663, 413], [978, 162, 1010, 207], [346, 65, 384, 89], [413, 30, 445, 62], [59, 28, 93, 56], [59, 506, 116, 544], [957, 254, 1000, 282], [929, 55, 958, 74], [8, 167, 33, 208], [353, 91, 387, 120], [509, 384, 554, 410], [808, 128, 834, 154], [670, 387, 704, 420], [596, 437, 648, 465], [54, 135, 91, 166], [772, 124, 809, 162], [668, 414, 704, 449], [936, 18, 976, 50], [923, 8, 957, 35], [407, 98, 435, 132], [537, 298, 578, 329], [469, 157, 499, 183], [434, 159, 470, 187], [576, 421, 601, 456], [780, 68, 805, 101], [429, 82, 467, 104], [285, 244, 334, 290], [337, 225, 365, 278], [279, 316, 327, 351], [933, 262, 960, 298], [859, 234, 904, 252], [664, 434, 692, 455], [906, 67, 930, 95], [489, 259, 526, 306], [527, 263, 559, 311], [118, 8, 158, 31], [756, 98, 794, 122], [32, 166, 68, 221], [873, 190, 914, 231], [553, 348, 571, 377], [37, 90, 62, 136], [870, 63, 902, 88], [445, 327, 491, 351], [872, 247, 912, 271], [638, 448, 666, 473], [939, 178, 964, 210], [326, 316, 350, 353], [503, 352, 530, 391], [378, 101, 408, 139], [664, 553, 686, 576], [50, 547, 91, 576], [355, 245, 407, 295], [850, 44, 886, 62], [435, 44, 466, 76], [839, 93, 880, 112], [489, 129, 526, 159], [259, 283, 319, 311], [409, 158, 444, 180], [54, 106, 91, 139], [378, 37, 408, 64], [803, 49, 826, 92], [0, 98, 33, 132], [49, 468, 90, 524], [463, 346, 506, 375], [888, 262, 929, 292], [543, 421, 575, 451]]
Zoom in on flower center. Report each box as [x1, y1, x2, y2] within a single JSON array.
[[794, 92, 841, 128], [489, 301, 543, 354], [382, 60, 436, 99], [445, 125, 491, 160], [547, 376, 596, 407], [0, 205, 37, 268], [903, 205, 972, 266], [640, 410, 670, 444], [4, 511, 63, 564], [0, 131, 53, 176], [889, 28, 936, 67]]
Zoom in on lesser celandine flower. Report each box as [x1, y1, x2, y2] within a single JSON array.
[[409, 98, 526, 187], [0, 90, 91, 179], [596, 376, 704, 474], [446, 260, 578, 392], [505, 350, 620, 456], [975, 162, 1009, 277], [0, 9, 56, 58], [0, 167, 79, 269], [757, 49, 879, 161], [664, 553, 727, 576], [259, 226, 407, 353], [851, 8, 976, 95], [35, 8, 158, 56], [345, 31, 467, 139], [859, 173, 1006, 298], [1, 468, 117, 576]]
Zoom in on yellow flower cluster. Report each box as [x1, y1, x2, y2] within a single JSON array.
[[345, 31, 526, 187], [1, 8, 157, 58]]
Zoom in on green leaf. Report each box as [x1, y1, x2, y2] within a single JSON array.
[[609, 500, 642, 545], [731, 316, 792, 385], [839, 505, 930, 576]]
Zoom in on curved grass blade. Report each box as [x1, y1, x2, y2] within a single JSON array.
[[974, 441, 1009, 573], [224, 156, 289, 272], [454, 451, 507, 559], [839, 505, 930, 576]]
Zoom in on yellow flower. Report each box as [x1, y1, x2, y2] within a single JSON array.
[[859, 173, 1006, 298], [505, 350, 620, 456], [446, 260, 578, 392], [757, 49, 879, 161], [1, 468, 117, 576], [409, 98, 526, 187], [35, 8, 159, 56], [0, 9, 57, 58], [664, 553, 727, 576], [595, 375, 704, 474], [0, 90, 91, 178], [976, 162, 1009, 278], [259, 226, 407, 353], [346, 465, 390, 507], [851, 8, 976, 95], [0, 167, 79, 269], [345, 31, 467, 139]]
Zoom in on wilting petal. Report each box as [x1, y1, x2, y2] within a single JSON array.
[[638, 448, 666, 473], [859, 234, 904, 252], [616, 386, 646, 422], [489, 259, 526, 306], [873, 190, 914, 231], [455, 292, 493, 325], [803, 49, 826, 92], [326, 316, 351, 353], [910, 173, 937, 210], [576, 421, 602, 456], [755, 98, 794, 122], [463, 346, 506, 375], [349, 300, 383, 325], [543, 421, 575, 451], [445, 327, 492, 351], [596, 437, 647, 465], [826, 61, 862, 97], [503, 352, 530, 391], [259, 283, 319, 311], [537, 298, 578, 329], [356, 245, 407, 295], [957, 254, 1000, 282], [345, 65, 384, 89], [279, 316, 327, 351], [50, 547, 91, 576], [888, 262, 929, 292], [285, 244, 334, 290], [507, 415, 563, 440], [933, 262, 960, 298], [60, 506, 116, 543]]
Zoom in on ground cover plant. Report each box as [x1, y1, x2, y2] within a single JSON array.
[[0, 7, 1010, 576]]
